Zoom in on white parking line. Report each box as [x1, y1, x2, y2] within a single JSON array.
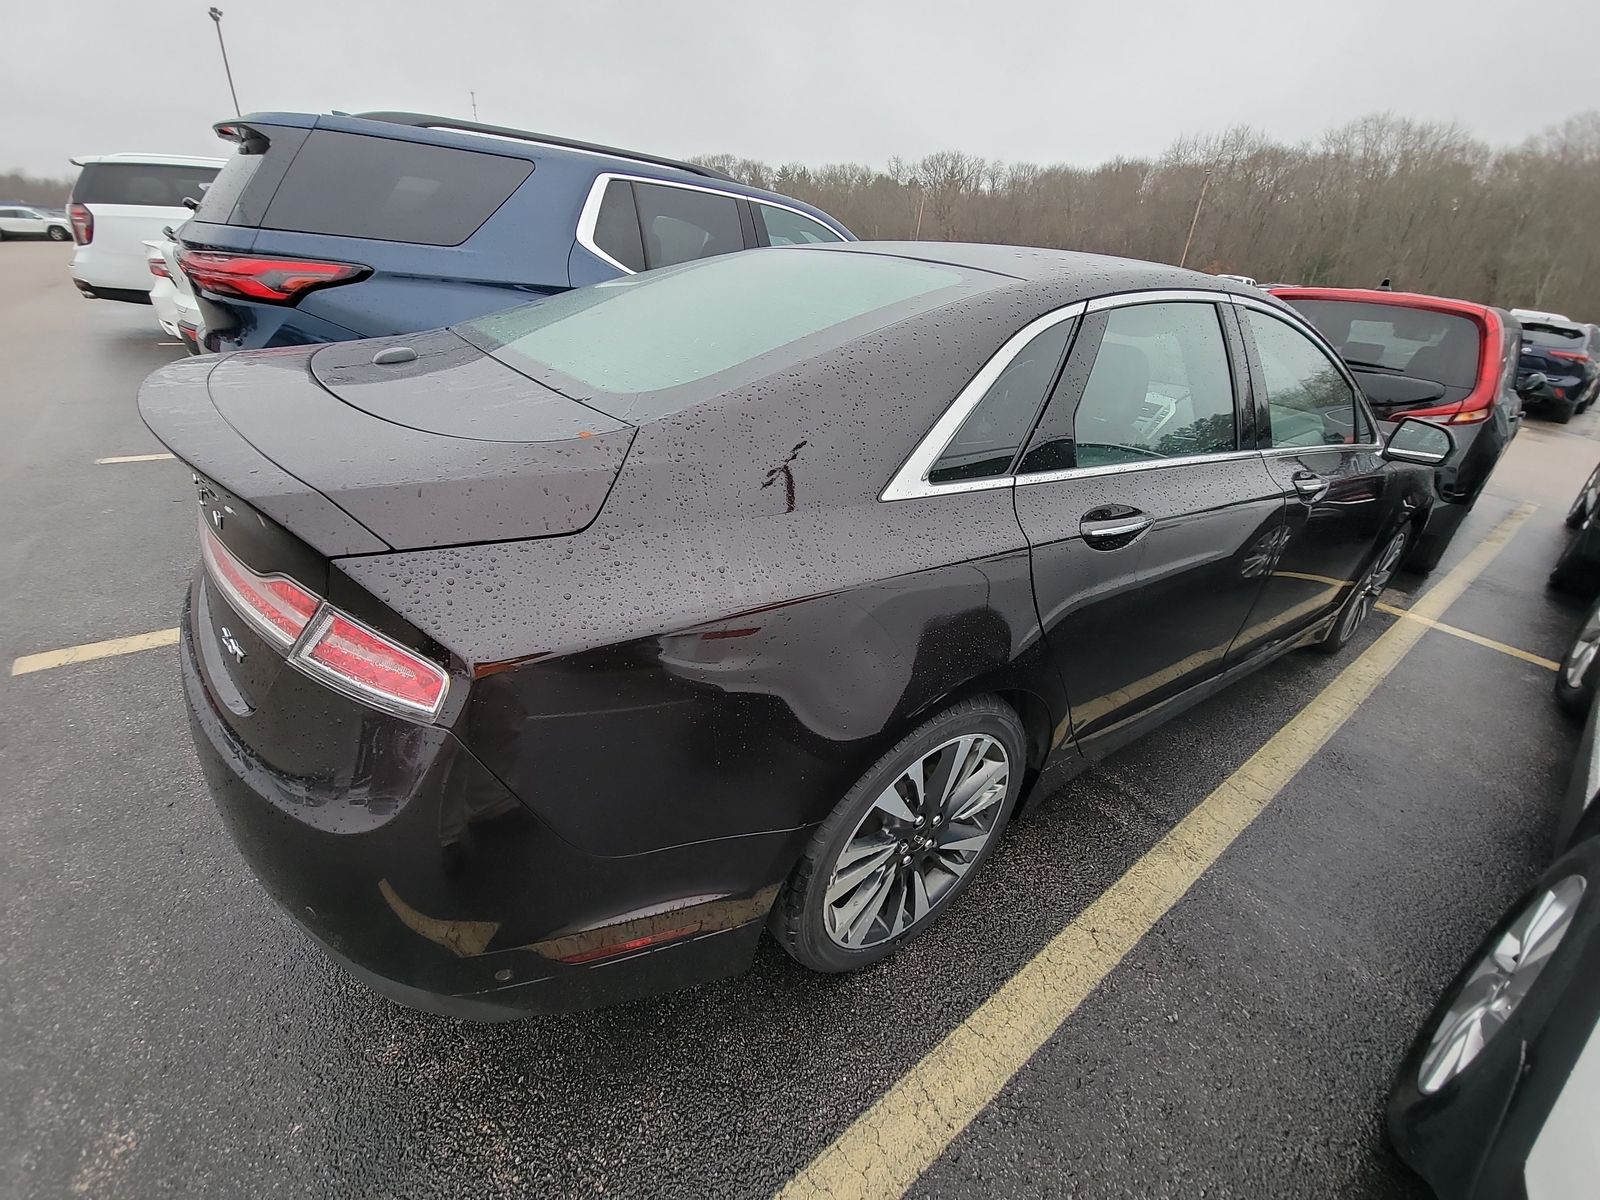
[[94, 453, 176, 464], [10, 628, 179, 676]]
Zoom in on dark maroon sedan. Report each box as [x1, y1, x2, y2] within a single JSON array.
[[141, 244, 1453, 1018]]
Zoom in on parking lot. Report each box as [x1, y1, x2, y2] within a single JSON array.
[[2, 237, 1596, 1198]]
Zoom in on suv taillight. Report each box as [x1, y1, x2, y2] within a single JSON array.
[[199, 523, 449, 720], [68, 203, 93, 245], [176, 248, 370, 305], [147, 253, 171, 281]]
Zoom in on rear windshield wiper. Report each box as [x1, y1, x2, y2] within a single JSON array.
[[1342, 358, 1400, 373]]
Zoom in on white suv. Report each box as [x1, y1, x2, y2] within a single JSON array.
[[0, 206, 72, 241], [67, 153, 224, 303]]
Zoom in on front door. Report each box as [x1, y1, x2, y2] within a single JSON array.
[[1013, 296, 1286, 756], [1228, 301, 1398, 662]]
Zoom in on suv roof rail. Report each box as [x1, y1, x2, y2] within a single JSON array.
[[351, 112, 738, 184]]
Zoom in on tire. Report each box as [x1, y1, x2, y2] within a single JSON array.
[[771, 696, 1026, 972], [1566, 465, 1600, 530], [1314, 524, 1410, 655], [1556, 597, 1600, 716], [1550, 520, 1600, 598], [47, 226, 69, 242]]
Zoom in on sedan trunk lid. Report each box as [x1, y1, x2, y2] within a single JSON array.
[[139, 330, 634, 554]]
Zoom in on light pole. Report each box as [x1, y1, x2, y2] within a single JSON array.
[[1178, 169, 1212, 270], [208, 7, 241, 117]]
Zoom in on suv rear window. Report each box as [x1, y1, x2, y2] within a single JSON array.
[[1523, 323, 1587, 348], [71, 162, 219, 207], [1285, 299, 1481, 391], [457, 249, 982, 421], [256, 130, 533, 245]]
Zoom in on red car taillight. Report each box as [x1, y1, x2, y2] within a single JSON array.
[[199, 522, 449, 720], [176, 248, 369, 304], [147, 254, 171, 281], [200, 523, 320, 646], [293, 612, 450, 721], [68, 203, 93, 245]]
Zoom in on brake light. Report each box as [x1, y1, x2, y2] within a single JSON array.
[[68, 203, 92, 245], [147, 254, 171, 281], [291, 612, 449, 720], [1549, 350, 1590, 364], [201, 524, 320, 646], [176, 248, 369, 304]]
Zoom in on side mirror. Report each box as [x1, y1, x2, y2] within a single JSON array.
[[1383, 416, 1455, 466], [1517, 372, 1548, 398]]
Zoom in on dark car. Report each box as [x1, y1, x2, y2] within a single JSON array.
[[1513, 314, 1597, 423], [1274, 288, 1527, 572], [139, 244, 1453, 1018], [175, 111, 853, 353], [1550, 460, 1600, 597], [1386, 605, 1600, 1199]]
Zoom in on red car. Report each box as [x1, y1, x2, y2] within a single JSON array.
[[1272, 288, 1529, 571]]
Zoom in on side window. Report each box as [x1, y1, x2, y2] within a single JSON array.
[[633, 183, 744, 269], [1022, 302, 1236, 472], [590, 179, 645, 272], [928, 318, 1075, 484], [756, 204, 844, 246], [1245, 309, 1363, 448]]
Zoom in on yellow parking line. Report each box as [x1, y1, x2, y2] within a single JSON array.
[[774, 501, 1536, 1200], [94, 453, 176, 464], [10, 628, 179, 676], [1374, 603, 1560, 672]]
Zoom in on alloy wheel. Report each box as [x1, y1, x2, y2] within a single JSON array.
[[1340, 527, 1408, 642], [823, 734, 1010, 949], [1565, 607, 1600, 692], [1417, 876, 1585, 1094]]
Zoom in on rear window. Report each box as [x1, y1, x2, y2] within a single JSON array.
[[1523, 323, 1587, 348], [256, 130, 533, 245], [456, 249, 982, 422], [1285, 299, 1481, 390], [71, 162, 219, 207]]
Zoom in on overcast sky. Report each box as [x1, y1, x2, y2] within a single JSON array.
[[1, 0, 1591, 179]]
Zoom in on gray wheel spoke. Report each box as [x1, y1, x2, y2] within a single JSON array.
[[837, 868, 896, 946], [826, 844, 898, 904], [871, 786, 916, 825], [949, 759, 1007, 821]]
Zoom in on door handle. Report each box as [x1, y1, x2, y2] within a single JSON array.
[[1080, 508, 1152, 547], [1292, 471, 1330, 503]]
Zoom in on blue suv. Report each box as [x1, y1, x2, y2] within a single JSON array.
[[177, 111, 855, 352]]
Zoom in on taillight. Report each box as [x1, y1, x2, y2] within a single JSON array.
[[199, 521, 450, 720], [1549, 350, 1591, 364], [176, 248, 369, 304], [291, 612, 449, 721], [200, 523, 319, 646], [147, 254, 171, 281], [68, 203, 92, 245]]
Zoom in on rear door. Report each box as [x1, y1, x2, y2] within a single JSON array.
[[1013, 293, 1285, 754], [1228, 300, 1395, 660]]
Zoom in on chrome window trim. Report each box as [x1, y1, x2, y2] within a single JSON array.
[[1229, 293, 1385, 451], [878, 301, 1087, 501], [881, 288, 1249, 502], [1016, 448, 1265, 487], [575, 171, 848, 275]]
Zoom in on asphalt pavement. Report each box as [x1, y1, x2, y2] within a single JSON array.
[[1, 240, 1594, 1199]]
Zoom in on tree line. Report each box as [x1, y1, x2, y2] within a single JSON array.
[[699, 112, 1600, 321], [10, 111, 1595, 318]]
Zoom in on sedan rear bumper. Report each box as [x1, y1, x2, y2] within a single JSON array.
[[179, 585, 795, 1018]]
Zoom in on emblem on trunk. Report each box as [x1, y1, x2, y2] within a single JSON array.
[[219, 626, 246, 664]]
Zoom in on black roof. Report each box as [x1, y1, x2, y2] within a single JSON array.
[[352, 112, 737, 183], [821, 241, 1257, 297]]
